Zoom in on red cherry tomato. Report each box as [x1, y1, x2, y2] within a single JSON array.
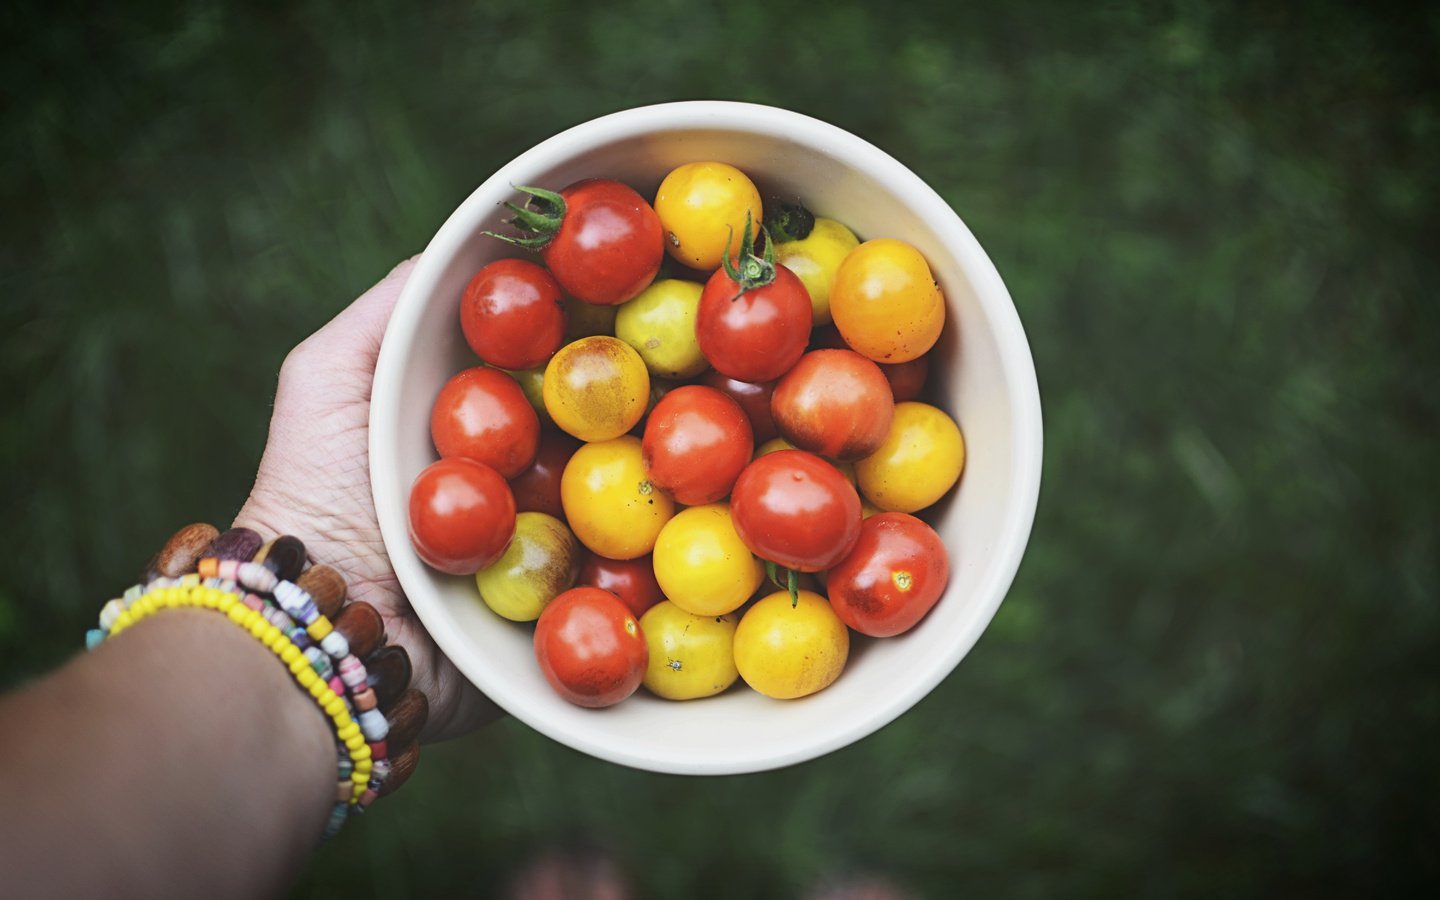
[[698, 370, 779, 443], [408, 458, 516, 575], [641, 385, 754, 505], [430, 367, 540, 478], [729, 449, 862, 572], [459, 259, 567, 370], [772, 349, 894, 461], [508, 430, 581, 519], [576, 551, 664, 618], [880, 354, 930, 403], [827, 512, 950, 637], [695, 232, 811, 382], [534, 586, 648, 708], [491, 179, 664, 306]]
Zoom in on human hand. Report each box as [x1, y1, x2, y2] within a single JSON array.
[[234, 258, 501, 741]]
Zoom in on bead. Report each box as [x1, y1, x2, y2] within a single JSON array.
[[234, 562, 277, 594], [385, 689, 428, 748], [254, 535, 306, 581], [217, 559, 240, 581], [320, 631, 349, 660], [367, 740, 388, 760], [333, 602, 384, 659], [344, 732, 366, 752], [152, 523, 220, 579], [366, 646, 412, 710], [371, 759, 391, 780], [352, 688, 377, 712], [358, 710, 389, 742], [336, 782, 353, 803], [355, 758, 373, 775], [338, 656, 367, 689], [306, 617, 334, 641], [216, 593, 236, 613], [123, 584, 142, 605], [99, 599, 125, 631], [379, 743, 420, 797], [85, 628, 105, 649], [328, 676, 346, 698], [324, 696, 346, 718], [196, 558, 219, 579], [205, 527, 262, 562], [358, 789, 380, 809], [297, 565, 346, 618]]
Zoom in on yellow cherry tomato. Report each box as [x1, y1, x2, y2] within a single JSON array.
[[653, 504, 764, 616], [640, 601, 740, 700], [830, 239, 945, 363], [654, 162, 763, 271], [561, 436, 674, 559], [543, 336, 649, 442], [474, 512, 579, 622], [854, 401, 965, 513], [733, 589, 849, 700], [774, 217, 860, 327], [614, 279, 707, 379]]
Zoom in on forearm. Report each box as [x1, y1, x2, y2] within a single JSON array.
[[0, 608, 335, 899]]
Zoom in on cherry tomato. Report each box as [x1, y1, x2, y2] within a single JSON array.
[[652, 504, 763, 617], [695, 226, 811, 383], [459, 259, 566, 370], [855, 402, 965, 513], [768, 207, 860, 327], [733, 589, 849, 699], [508, 430, 580, 519], [771, 349, 894, 461], [830, 238, 945, 363], [490, 179, 663, 306], [654, 162, 763, 271], [474, 511, 580, 622], [503, 365, 553, 428], [698, 370, 779, 444], [534, 587, 648, 708], [576, 551, 664, 619], [640, 601, 740, 701], [753, 437, 857, 488], [641, 385, 753, 506], [561, 436, 674, 559], [430, 367, 539, 478], [542, 336, 650, 442], [880, 354, 929, 403], [563, 294, 618, 341], [729, 449, 862, 572], [408, 457, 516, 575], [614, 278, 707, 379], [826, 512, 950, 637]]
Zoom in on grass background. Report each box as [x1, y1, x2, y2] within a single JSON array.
[[3, 1, 1437, 896]]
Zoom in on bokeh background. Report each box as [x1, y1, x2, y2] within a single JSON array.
[[3, 1, 1436, 896]]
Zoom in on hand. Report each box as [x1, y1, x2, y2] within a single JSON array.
[[234, 258, 501, 741]]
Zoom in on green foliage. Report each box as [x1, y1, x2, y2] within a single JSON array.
[[2, 0, 1436, 895]]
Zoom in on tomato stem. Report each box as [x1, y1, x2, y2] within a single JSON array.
[[764, 560, 801, 607], [720, 213, 777, 301], [765, 203, 815, 243], [482, 184, 567, 250]]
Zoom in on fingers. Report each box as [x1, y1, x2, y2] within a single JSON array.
[[304, 254, 421, 367]]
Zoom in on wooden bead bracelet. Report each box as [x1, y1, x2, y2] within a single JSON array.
[[87, 524, 427, 841]]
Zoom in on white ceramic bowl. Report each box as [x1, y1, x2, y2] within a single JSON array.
[[370, 101, 1042, 775]]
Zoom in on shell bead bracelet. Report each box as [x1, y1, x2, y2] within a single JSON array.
[[88, 524, 428, 841]]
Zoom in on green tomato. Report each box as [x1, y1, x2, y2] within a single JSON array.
[[640, 600, 740, 700], [502, 365, 553, 428], [563, 294, 617, 342], [614, 279, 707, 379], [474, 512, 580, 621], [774, 217, 860, 327]]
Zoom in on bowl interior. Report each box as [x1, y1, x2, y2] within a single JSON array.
[[371, 103, 1041, 775]]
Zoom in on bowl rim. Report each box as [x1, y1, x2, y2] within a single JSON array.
[[369, 100, 1043, 774]]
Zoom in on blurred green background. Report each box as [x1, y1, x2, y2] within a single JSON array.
[[3, 0, 1436, 896]]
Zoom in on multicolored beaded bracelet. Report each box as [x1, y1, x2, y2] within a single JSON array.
[[88, 524, 428, 841]]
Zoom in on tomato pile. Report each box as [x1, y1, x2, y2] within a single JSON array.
[[408, 161, 965, 708]]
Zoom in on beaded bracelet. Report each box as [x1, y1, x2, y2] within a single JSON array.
[[87, 524, 428, 841]]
